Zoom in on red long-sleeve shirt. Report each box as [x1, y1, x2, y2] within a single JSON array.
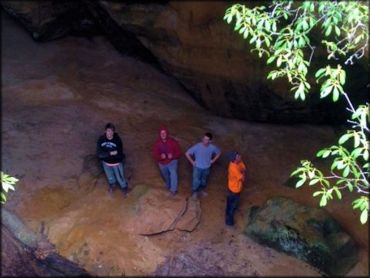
[[152, 129, 182, 165]]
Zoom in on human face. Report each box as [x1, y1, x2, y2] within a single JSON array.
[[202, 135, 211, 146], [105, 128, 114, 140], [160, 130, 168, 141], [235, 153, 242, 163]]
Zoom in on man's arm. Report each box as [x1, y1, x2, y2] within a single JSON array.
[[211, 147, 222, 164], [185, 152, 196, 166]]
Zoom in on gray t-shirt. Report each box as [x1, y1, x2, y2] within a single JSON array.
[[186, 143, 221, 169]]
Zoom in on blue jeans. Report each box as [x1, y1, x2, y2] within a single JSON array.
[[159, 160, 178, 193], [192, 167, 210, 193], [102, 162, 128, 190], [225, 191, 240, 226]]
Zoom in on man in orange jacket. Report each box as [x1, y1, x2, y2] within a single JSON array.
[[225, 151, 246, 226]]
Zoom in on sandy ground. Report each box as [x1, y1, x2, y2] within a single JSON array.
[[1, 12, 368, 276]]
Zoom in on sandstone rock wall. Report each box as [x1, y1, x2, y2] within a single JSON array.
[[1, 1, 368, 124]]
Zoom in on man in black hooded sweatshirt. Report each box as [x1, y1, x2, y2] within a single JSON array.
[[97, 123, 128, 196]]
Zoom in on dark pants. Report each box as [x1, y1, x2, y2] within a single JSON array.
[[225, 191, 240, 226]]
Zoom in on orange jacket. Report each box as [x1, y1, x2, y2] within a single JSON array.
[[228, 161, 246, 193]]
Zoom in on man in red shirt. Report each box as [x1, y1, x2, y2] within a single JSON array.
[[152, 127, 182, 195]]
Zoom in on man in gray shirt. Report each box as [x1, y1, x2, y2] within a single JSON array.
[[185, 132, 221, 199]]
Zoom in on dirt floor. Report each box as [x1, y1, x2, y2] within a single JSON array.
[[1, 12, 368, 276]]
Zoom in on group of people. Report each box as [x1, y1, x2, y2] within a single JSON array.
[[96, 123, 246, 227]]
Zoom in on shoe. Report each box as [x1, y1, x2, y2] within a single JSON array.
[[122, 187, 130, 198], [200, 191, 208, 197], [191, 192, 198, 200], [166, 191, 177, 197]]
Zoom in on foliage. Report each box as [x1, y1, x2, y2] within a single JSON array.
[[1, 172, 18, 204], [224, 1, 369, 223]]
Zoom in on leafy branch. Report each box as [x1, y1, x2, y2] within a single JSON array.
[[224, 1, 369, 223], [1, 172, 18, 204]]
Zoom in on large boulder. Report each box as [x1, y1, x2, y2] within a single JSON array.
[[244, 197, 359, 276], [132, 188, 187, 235], [175, 197, 201, 232]]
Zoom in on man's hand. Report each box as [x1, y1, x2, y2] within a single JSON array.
[[110, 150, 118, 156], [167, 153, 173, 159], [185, 153, 196, 167], [161, 153, 166, 159]]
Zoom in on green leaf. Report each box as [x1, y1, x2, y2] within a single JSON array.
[[360, 209, 368, 224], [1, 192, 6, 204], [226, 14, 233, 24], [277, 56, 282, 67], [333, 187, 342, 199], [353, 199, 362, 209], [267, 56, 276, 64], [272, 21, 277, 32], [315, 68, 326, 78], [265, 20, 271, 31], [339, 70, 346, 85], [291, 167, 303, 177], [351, 147, 362, 158], [243, 29, 249, 39], [332, 86, 340, 102], [339, 133, 351, 145], [317, 149, 331, 158], [322, 179, 331, 188], [353, 133, 360, 147], [325, 25, 332, 36], [296, 178, 306, 188], [346, 182, 354, 192], [309, 178, 320, 185], [363, 150, 369, 161], [320, 194, 328, 206], [343, 166, 350, 177], [313, 191, 322, 197], [331, 160, 339, 171], [321, 86, 333, 98], [294, 82, 305, 100]]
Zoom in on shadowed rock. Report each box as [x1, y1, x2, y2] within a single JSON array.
[[2, 1, 367, 124], [245, 197, 359, 276]]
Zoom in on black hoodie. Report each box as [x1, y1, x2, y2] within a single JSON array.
[[96, 132, 124, 164]]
